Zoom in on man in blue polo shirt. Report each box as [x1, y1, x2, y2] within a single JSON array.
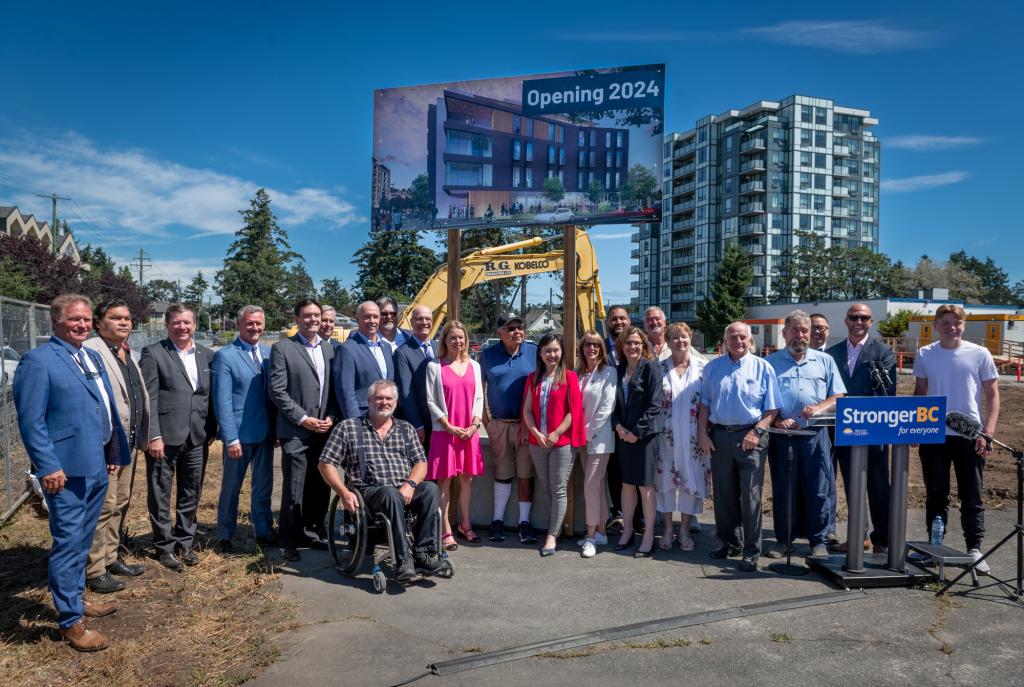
[[481, 313, 538, 544], [766, 310, 846, 559], [698, 321, 781, 572]]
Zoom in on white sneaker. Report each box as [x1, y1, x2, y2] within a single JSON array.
[[581, 540, 597, 558], [577, 532, 609, 547], [968, 549, 990, 575]]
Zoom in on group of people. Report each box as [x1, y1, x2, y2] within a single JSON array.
[[15, 293, 1000, 653]]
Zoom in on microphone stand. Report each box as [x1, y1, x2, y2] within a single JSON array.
[[937, 437, 1024, 603], [767, 426, 817, 576]]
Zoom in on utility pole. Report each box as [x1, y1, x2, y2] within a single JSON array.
[[36, 192, 71, 256], [132, 249, 152, 286]]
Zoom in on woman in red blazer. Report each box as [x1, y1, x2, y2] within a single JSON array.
[[522, 333, 586, 556]]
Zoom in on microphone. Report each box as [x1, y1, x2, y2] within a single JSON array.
[[946, 411, 988, 440], [868, 361, 891, 394]]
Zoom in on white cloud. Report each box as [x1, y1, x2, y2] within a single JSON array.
[[0, 131, 364, 239], [742, 20, 933, 54], [880, 171, 968, 193], [885, 135, 985, 151]]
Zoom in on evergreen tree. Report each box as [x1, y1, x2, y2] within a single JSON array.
[[948, 251, 1015, 303], [216, 189, 296, 329], [0, 258, 39, 301], [697, 243, 753, 348], [280, 262, 316, 309], [146, 278, 181, 303], [351, 228, 438, 303], [319, 278, 356, 316]]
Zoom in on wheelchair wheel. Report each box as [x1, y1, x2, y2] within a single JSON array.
[[438, 558, 454, 579], [327, 491, 367, 576], [372, 570, 387, 594]]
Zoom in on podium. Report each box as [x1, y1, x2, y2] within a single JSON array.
[[806, 397, 944, 589]]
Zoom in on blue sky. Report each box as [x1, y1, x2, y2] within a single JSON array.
[[0, 1, 1020, 306]]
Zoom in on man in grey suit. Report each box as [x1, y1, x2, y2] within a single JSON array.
[[270, 298, 335, 561], [334, 300, 394, 419], [826, 303, 896, 554], [393, 305, 436, 447], [84, 301, 150, 594], [140, 303, 216, 571]]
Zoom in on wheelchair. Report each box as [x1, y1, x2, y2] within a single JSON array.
[[327, 489, 454, 593]]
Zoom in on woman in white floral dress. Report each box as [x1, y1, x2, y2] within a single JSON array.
[[656, 322, 708, 550]]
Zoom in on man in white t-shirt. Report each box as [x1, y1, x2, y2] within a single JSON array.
[[913, 304, 1000, 572]]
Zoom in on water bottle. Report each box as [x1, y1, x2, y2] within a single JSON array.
[[930, 516, 944, 546]]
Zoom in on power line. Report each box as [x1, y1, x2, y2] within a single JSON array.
[[35, 192, 71, 256], [132, 249, 152, 286]]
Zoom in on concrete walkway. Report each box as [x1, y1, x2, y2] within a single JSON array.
[[250, 506, 1024, 687]]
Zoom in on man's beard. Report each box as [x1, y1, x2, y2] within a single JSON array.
[[370, 407, 394, 421], [788, 341, 808, 355]]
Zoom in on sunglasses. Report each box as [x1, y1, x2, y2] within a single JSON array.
[[847, 315, 871, 322], [582, 341, 602, 348], [503, 325, 524, 332]]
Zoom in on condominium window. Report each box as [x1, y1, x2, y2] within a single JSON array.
[[606, 150, 613, 167], [814, 173, 826, 190], [724, 177, 733, 193], [800, 214, 812, 229], [801, 105, 813, 122], [513, 167, 522, 187], [726, 136, 734, 151], [590, 130, 597, 146], [526, 119, 534, 137], [816, 107, 827, 125], [814, 195, 826, 211], [513, 139, 521, 161], [800, 130, 811, 147], [616, 151, 623, 167], [548, 145, 555, 164], [615, 171, 620, 188], [446, 130, 492, 157], [725, 158, 733, 173], [589, 150, 596, 166], [800, 173, 811, 190], [815, 153, 826, 169], [548, 123, 555, 141], [578, 172, 586, 189], [616, 131, 624, 147], [526, 167, 533, 187], [445, 162, 493, 187], [815, 131, 826, 148], [606, 172, 611, 188], [557, 125, 565, 143], [800, 151, 811, 166], [579, 150, 586, 166], [514, 115, 521, 135], [559, 147, 566, 164], [800, 194, 811, 209], [526, 142, 534, 162], [724, 198, 732, 213], [580, 130, 586, 147], [606, 131, 612, 147]]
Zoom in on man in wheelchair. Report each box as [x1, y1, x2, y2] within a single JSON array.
[[318, 380, 445, 582]]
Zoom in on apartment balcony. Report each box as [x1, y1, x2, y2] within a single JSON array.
[[672, 217, 695, 231], [833, 145, 850, 157], [746, 287, 764, 298], [673, 181, 696, 196], [740, 158, 766, 174], [673, 289, 695, 300], [671, 274, 695, 285], [630, 281, 640, 290], [672, 200, 696, 214], [739, 180, 765, 195], [673, 142, 696, 160], [739, 221, 766, 235], [833, 185, 849, 197], [672, 236, 695, 249], [739, 202, 765, 216], [832, 206, 851, 217], [834, 166, 851, 177], [630, 248, 640, 259], [740, 241, 766, 255], [630, 264, 641, 274], [630, 231, 639, 242], [671, 255, 692, 267], [740, 138, 767, 154], [673, 162, 696, 178]]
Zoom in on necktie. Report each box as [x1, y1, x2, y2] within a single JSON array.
[[251, 345, 261, 371], [78, 348, 90, 373], [422, 342, 433, 359]]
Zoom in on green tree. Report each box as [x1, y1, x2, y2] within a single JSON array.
[[1013, 279, 1024, 306], [618, 164, 658, 204], [877, 308, 918, 338], [697, 243, 753, 348], [216, 189, 297, 329], [319, 278, 356, 316], [948, 251, 1015, 303], [281, 262, 315, 308], [772, 233, 903, 303], [586, 179, 605, 206], [409, 173, 432, 210], [146, 278, 181, 303], [0, 258, 39, 301], [905, 255, 983, 303], [351, 228, 438, 304], [183, 271, 209, 309], [543, 177, 565, 204]]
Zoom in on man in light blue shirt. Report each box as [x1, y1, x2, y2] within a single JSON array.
[[766, 310, 846, 559], [698, 322, 781, 572]]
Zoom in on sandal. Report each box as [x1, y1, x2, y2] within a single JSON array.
[[658, 534, 674, 551], [457, 524, 481, 543], [442, 532, 458, 551], [678, 533, 695, 551]]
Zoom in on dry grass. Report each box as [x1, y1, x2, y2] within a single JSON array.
[[0, 444, 294, 687]]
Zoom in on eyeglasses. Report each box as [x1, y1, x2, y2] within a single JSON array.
[[810, 325, 829, 332], [380, 311, 396, 318], [847, 315, 871, 322], [582, 342, 601, 348], [623, 340, 644, 348], [503, 325, 523, 332]]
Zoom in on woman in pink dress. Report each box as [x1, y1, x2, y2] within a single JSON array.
[[425, 320, 484, 551]]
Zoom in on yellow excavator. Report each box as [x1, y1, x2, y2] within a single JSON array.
[[398, 227, 605, 339]]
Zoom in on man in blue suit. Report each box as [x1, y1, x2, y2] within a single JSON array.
[[14, 294, 129, 652], [335, 300, 394, 419], [212, 305, 275, 554], [393, 305, 437, 447]]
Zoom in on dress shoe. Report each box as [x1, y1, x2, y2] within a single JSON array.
[[281, 548, 301, 562], [395, 558, 421, 583], [158, 553, 184, 571], [765, 542, 790, 559], [634, 547, 654, 559], [831, 538, 871, 553], [108, 559, 144, 577], [414, 555, 446, 576], [255, 531, 279, 548], [216, 540, 236, 555], [873, 545, 889, 555], [180, 549, 199, 566], [86, 574, 125, 594], [709, 545, 741, 559], [60, 621, 109, 652], [84, 600, 117, 618], [738, 558, 758, 573]]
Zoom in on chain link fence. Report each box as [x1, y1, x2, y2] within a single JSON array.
[[1, 297, 52, 521]]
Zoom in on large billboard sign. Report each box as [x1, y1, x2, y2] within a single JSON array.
[[371, 64, 665, 231], [835, 396, 947, 446]]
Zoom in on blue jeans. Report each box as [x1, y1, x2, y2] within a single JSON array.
[[216, 439, 275, 540], [44, 473, 107, 628], [768, 429, 833, 547]]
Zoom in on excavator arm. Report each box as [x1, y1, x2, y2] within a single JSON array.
[[398, 227, 605, 339]]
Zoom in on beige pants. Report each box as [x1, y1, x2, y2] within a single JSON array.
[[86, 453, 137, 578]]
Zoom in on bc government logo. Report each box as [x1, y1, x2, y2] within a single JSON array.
[[835, 396, 947, 446]]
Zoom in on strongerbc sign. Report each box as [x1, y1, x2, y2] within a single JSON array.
[[835, 396, 947, 446]]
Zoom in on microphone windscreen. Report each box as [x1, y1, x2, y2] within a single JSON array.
[[946, 411, 981, 439]]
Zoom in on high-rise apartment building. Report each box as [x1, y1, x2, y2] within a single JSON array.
[[632, 95, 879, 322]]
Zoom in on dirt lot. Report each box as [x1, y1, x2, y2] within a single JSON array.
[[0, 444, 294, 687], [764, 375, 1024, 519]]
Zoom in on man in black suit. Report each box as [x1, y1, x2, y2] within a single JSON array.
[[393, 305, 436, 448], [140, 303, 216, 570], [603, 305, 631, 530], [269, 298, 335, 561], [826, 303, 896, 554]]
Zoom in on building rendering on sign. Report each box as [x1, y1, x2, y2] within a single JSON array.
[[632, 95, 880, 322], [427, 89, 630, 221], [0, 206, 81, 263]]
